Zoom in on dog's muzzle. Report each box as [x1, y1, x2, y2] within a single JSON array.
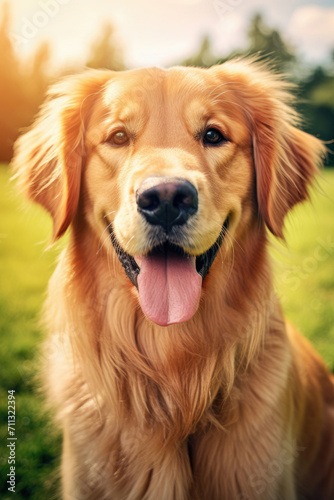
[[109, 176, 229, 326]]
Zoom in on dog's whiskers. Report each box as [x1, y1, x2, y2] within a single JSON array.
[[223, 231, 235, 281], [97, 222, 113, 255], [124, 235, 135, 253], [104, 210, 117, 218]]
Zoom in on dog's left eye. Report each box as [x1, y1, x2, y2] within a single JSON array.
[[203, 128, 227, 146], [107, 131, 129, 146]]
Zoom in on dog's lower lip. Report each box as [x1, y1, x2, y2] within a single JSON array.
[[109, 229, 140, 287], [108, 218, 229, 287], [195, 218, 229, 278]]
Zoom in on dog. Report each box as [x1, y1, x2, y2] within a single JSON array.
[[12, 59, 334, 500]]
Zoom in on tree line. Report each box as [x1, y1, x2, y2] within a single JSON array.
[[0, 2, 124, 162], [0, 4, 333, 164]]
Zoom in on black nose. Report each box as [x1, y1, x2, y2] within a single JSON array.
[[136, 177, 198, 232]]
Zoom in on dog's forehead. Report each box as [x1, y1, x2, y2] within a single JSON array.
[[100, 66, 226, 115], [86, 66, 248, 144]]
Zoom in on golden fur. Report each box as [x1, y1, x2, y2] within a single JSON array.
[[12, 60, 334, 499]]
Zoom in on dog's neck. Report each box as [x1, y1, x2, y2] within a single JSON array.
[[54, 221, 276, 440]]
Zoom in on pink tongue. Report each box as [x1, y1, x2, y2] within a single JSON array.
[[137, 252, 202, 326]]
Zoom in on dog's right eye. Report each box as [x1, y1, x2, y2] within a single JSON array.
[[106, 130, 129, 146]]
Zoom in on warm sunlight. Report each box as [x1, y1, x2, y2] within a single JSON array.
[[8, 0, 334, 69], [1, 1, 334, 498]]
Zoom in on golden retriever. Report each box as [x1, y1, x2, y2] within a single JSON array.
[[13, 59, 334, 500]]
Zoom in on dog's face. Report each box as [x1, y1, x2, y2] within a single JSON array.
[[12, 61, 324, 326], [83, 67, 254, 325]]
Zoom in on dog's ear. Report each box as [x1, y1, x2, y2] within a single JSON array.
[[212, 60, 326, 238], [12, 70, 111, 240], [250, 86, 326, 238]]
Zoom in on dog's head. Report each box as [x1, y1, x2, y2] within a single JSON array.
[[12, 60, 325, 326]]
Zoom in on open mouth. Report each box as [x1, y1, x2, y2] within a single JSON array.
[[109, 218, 229, 326]]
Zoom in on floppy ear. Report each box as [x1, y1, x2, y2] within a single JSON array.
[[12, 70, 111, 240], [250, 87, 326, 238], [213, 60, 326, 238]]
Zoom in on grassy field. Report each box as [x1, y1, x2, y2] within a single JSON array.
[[0, 165, 62, 500], [0, 164, 333, 499]]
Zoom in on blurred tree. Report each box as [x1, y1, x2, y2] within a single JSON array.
[[298, 66, 334, 148], [182, 36, 216, 68], [331, 49, 334, 67], [28, 41, 51, 108], [86, 23, 125, 71], [0, 2, 24, 161], [31, 41, 51, 86], [0, 2, 49, 162], [179, 14, 296, 73], [246, 13, 296, 73]]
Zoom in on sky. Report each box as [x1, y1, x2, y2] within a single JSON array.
[[7, 0, 334, 69]]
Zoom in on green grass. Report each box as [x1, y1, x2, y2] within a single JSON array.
[[271, 170, 334, 369], [0, 165, 61, 500], [0, 164, 333, 498]]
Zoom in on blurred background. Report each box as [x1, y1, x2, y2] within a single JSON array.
[[1, 0, 334, 160], [0, 0, 333, 498]]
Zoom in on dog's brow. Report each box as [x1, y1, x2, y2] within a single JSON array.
[[101, 98, 143, 126], [117, 104, 143, 123], [103, 84, 136, 110]]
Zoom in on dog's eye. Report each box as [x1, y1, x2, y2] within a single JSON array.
[[203, 128, 227, 146], [107, 131, 129, 146]]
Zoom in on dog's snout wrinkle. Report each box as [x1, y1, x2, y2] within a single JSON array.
[[136, 177, 198, 232]]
